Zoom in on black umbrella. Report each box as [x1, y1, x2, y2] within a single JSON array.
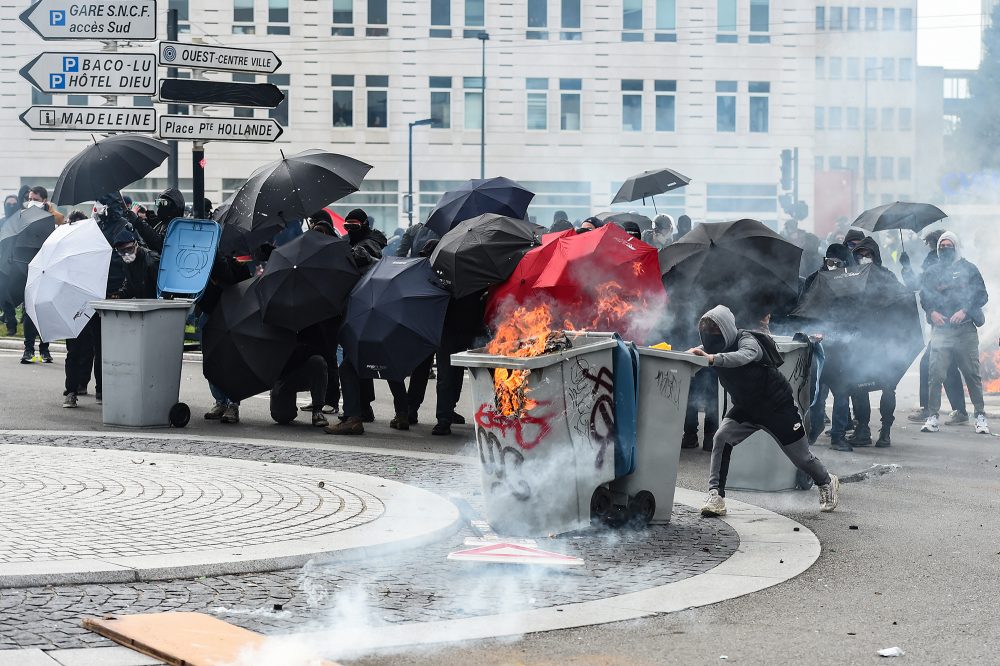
[[341, 257, 451, 380], [659, 218, 802, 323], [0, 207, 55, 304], [851, 201, 947, 245], [431, 214, 544, 299], [594, 211, 654, 231], [52, 134, 170, 206], [256, 231, 362, 332], [425, 177, 535, 237], [790, 266, 875, 321], [225, 149, 372, 251], [201, 276, 296, 402], [611, 167, 691, 211]]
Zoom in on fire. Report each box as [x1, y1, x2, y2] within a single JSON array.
[[563, 280, 641, 335], [982, 349, 1000, 394], [632, 261, 644, 276], [486, 304, 554, 416]]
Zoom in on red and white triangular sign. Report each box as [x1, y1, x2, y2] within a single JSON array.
[[447, 542, 584, 566]]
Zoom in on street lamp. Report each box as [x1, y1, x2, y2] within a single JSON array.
[[408, 118, 435, 227], [478, 31, 489, 179], [862, 65, 883, 210]]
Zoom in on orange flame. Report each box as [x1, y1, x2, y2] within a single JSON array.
[[982, 349, 1000, 394], [632, 261, 644, 277], [563, 280, 643, 336], [486, 304, 554, 416]]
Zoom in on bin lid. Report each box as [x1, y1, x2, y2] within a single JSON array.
[[91, 298, 195, 312], [452, 335, 618, 369], [157, 218, 221, 298], [772, 335, 808, 352], [635, 347, 710, 366]]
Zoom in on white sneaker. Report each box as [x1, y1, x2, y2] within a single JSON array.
[[701, 489, 727, 517], [975, 414, 990, 435], [819, 474, 840, 512], [920, 414, 940, 433]]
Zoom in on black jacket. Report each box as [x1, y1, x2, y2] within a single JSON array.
[[919, 258, 988, 323], [348, 226, 387, 270]]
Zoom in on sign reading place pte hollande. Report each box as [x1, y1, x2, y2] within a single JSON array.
[[20, 0, 157, 41], [20, 52, 156, 95], [159, 41, 282, 75]]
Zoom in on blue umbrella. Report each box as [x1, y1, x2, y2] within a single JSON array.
[[340, 257, 451, 380], [425, 177, 535, 236]]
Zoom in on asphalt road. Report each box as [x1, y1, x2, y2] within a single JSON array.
[[2, 347, 999, 665]]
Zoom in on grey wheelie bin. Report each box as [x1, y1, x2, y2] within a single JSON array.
[[453, 333, 623, 537], [726, 335, 814, 492]]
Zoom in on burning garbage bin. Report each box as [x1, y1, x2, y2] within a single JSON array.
[[453, 331, 630, 537], [726, 335, 815, 492]]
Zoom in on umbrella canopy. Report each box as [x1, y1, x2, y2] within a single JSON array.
[[659, 218, 802, 325], [430, 214, 544, 299], [425, 177, 535, 236], [594, 211, 654, 231], [256, 231, 362, 332], [341, 257, 451, 380], [224, 149, 372, 251], [24, 219, 111, 342], [484, 228, 576, 323], [611, 168, 691, 205], [851, 201, 947, 234], [0, 207, 55, 304], [201, 276, 296, 402], [790, 266, 875, 321], [52, 134, 170, 206]]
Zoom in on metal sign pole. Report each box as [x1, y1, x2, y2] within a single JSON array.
[[166, 8, 179, 190]]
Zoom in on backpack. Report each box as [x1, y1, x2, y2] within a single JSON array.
[[743, 330, 784, 368]]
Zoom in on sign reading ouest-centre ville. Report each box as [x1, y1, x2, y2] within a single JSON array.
[[158, 41, 282, 75], [19, 0, 157, 41], [19, 105, 157, 132], [158, 115, 284, 142], [19, 52, 156, 95]]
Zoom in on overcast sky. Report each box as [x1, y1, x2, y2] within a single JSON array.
[[918, 0, 984, 69]]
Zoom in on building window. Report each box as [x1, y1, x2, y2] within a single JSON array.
[[233, 73, 255, 117], [865, 57, 878, 79], [815, 6, 825, 30], [749, 0, 769, 43], [429, 76, 451, 129], [655, 79, 676, 131], [622, 0, 643, 41], [846, 57, 860, 80], [815, 156, 824, 172], [881, 157, 894, 180], [331, 75, 353, 127], [865, 106, 876, 129], [267, 0, 289, 34], [881, 107, 894, 130], [748, 81, 769, 133], [367, 0, 388, 36], [899, 58, 913, 81], [717, 0, 737, 43], [366, 75, 388, 128], [815, 56, 825, 79], [527, 0, 547, 39], [828, 106, 842, 130], [829, 6, 843, 31], [465, 0, 484, 34], [560, 78, 581, 130], [898, 157, 911, 180], [233, 0, 254, 33], [134, 95, 154, 107], [67, 95, 87, 106], [706, 183, 777, 214], [430, 0, 450, 36], [815, 107, 825, 130], [168, 0, 190, 32], [464, 76, 483, 130], [561, 0, 581, 39], [621, 79, 642, 132], [846, 106, 859, 130], [526, 78, 548, 130], [829, 56, 842, 80], [268, 74, 289, 127], [847, 6, 859, 30], [900, 8, 913, 31], [846, 156, 859, 172], [882, 7, 895, 30], [864, 7, 877, 30], [882, 58, 895, 80], [829, 156, 843, 170], [31, 88, 52, 105], [899, 107, 912, 131], [865, 156, 876, 177], [655, 0, 676, 41], [332, 0, 354, 35], [716, 80, 736, 132]]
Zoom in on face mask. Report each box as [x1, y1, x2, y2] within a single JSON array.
[[701, 331, 727, 354], [120, 251, 137, 264], [859, 256, 873, 265], [24, 200, 44, 209], [93, 203, 108, 217], [346, 224, 365, 242], [824, 259, 844, 270], [938, 247, 956, 263]]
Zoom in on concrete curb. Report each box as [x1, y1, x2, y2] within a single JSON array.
[[0, 338, 204, 362]]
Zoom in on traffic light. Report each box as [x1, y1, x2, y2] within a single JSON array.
[[780, 149, 793, 191]]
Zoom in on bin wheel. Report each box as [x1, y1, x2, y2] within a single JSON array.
[[169, 402, 191, 428], [626, 491, 656, 526], [590, 487, 613, 526]]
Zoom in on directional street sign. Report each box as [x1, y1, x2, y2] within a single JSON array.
[[20, 0, 157, 41], [158, 41, 282, 75], [19, 106, 156, 133], [158, 79, 285, 108], [158, 115, 283, 143], [20, 52, 156, 95]]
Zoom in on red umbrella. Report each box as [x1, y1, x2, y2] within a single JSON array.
[[321, 207, 348, 236], [485, 228, 575, 323]]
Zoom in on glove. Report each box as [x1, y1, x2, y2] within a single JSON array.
[[351, 245, 371, 266]]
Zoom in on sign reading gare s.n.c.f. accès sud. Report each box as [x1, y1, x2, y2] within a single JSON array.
[[20, 0, 157, 41]]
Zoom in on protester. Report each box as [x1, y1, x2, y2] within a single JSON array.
[[642, 214, 673, 249], [621, 221, 642, 240], [25, 186, 64, 225], [919, 232, 990, 435], [385, 227, 405, 256], [431, 292, 484, 435], [549, 218, 574, 234], [690, 305, 839, 515], [843, 228, 865, 252], [397, 220, 439, 257], [675, 214, 692, 239], [270, 346, 329, 427], [1, 197, 19, 334]]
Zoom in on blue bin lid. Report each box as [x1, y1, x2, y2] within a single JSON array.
[[156, 218, 221, 299]]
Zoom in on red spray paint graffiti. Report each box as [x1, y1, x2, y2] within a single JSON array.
[[475, 401, 553, 450]]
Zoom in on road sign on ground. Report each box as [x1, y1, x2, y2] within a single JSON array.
[[447, 542, 585, 566], [20, 0, 157, 41], [158, 42, 282, 75], [19, 106, 156, 133], [20, 53, 156, 95], [158, 115, 283, 142], [158, 79, 285, 108]]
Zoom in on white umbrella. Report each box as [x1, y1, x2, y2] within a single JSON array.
[[26, 219, 111, 342]]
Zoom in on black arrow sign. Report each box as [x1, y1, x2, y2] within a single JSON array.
[[158, 79, 285, 108]]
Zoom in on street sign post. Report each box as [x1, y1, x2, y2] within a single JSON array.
[[19, 106, 156, 133], [19, 0, 157, 41], [158, 41, 282, 75], [158, 79, 285, 108], [158, 115, 283, 143], [20, 52, 156, 95]]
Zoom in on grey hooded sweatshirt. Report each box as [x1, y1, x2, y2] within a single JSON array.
[[698, 304, 763, 368]]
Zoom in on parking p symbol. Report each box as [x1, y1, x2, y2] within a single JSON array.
[[49, 9, 65, 25], [49, 73, 66, 90], [63, 57, 79, 72]]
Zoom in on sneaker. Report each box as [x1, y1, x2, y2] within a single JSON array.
[[920, 414, 940, 433], [975, 414, 991, 435], [221, 404, 240, 424], [322, 404, 338, 415], [41, 350, 53, 363], [945, 411, 969, 426], [299, 403, 316, 412], [62, 393, 78, 409], [819, 474, 840, 512], [700, 489, 726, 517], [450, 412, 466, 425], [680, 432, 699, 449], [830, 437, 853, 452], [312, 412, 329, 428], [846, 427, 872, 447], [907, 407, 930, 423], [20, 349, 32, 364], [325, 416, 364, 435], [204, 402, 226, 420], [431, 421, 452, 436], [389, 414, 410, 431]]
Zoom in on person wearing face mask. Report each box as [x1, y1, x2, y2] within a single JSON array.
[[919, 232, 990, 435], [25, 186, 64, 226], [1, 195, 20, 335], [3, 194, 18, 220], [688, 305, 840, 516], [843, 228, 866, 254]]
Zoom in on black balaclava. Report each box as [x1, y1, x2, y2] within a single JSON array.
[[3, 196, 18, 219], [344, 208, 369, 243], [155, 187, 185, 222]]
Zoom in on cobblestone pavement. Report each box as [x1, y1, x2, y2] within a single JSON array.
[[0, 434, 738, 651]]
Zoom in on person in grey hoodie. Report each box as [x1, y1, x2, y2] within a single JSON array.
[[687, 305, 840, 516]]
